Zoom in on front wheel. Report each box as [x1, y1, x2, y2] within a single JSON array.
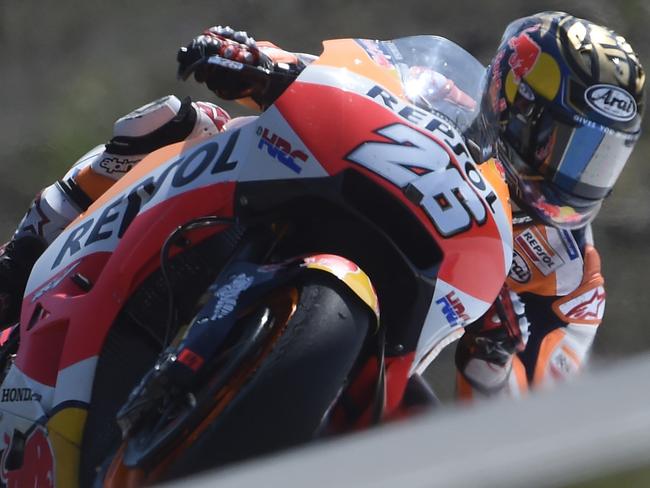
[[103, 270, 373, 485]]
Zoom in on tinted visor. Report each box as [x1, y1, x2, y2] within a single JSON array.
[[504, 88, 639, 200], [502, 87, 639, 228]]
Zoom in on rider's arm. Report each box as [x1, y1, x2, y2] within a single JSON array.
[[14, 95, 229, 246], [456, 224, 604, 398], [0, 95, 229, 327], [177, 26, 310, 111], [0, 26, 289, 326], [516, 236, 604, 389]]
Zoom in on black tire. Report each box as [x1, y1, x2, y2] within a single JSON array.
[[164, 271, 372, 479], [79, 316, 161, 488], [79, 230, 244, 488]]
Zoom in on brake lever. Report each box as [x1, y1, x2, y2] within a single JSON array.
[[178, 53, 300, 109], [178, 53, 271, 81]]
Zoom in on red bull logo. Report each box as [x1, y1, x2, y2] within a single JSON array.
[[508, 28, 541, 81], [304, 254, 360, 274], [0, 427, 54, 488]]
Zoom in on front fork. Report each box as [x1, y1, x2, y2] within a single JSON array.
[[117, 245, 382, 437]]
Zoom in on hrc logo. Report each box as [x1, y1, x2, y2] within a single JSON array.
[[436, 291, 470, 327], [257, 128, 308, 173]]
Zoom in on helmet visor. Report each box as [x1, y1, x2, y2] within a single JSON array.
[[504, 92, 640, 200], [502, 88, 640, 228]]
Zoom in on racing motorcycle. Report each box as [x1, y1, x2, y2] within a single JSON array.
[[0, 35, 512, 487]]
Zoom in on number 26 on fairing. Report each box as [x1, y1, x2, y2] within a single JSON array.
[[346, 123, 492, 237]]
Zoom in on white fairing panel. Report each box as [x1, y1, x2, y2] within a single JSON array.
[[26, 111, 329, 297], [236, 107, 328, 182], [0, 365, 54, 431], [412, 278, 491, 374]]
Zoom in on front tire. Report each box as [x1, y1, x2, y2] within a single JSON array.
[[167, 271, 372, 477], [105, 270, 373, 484]]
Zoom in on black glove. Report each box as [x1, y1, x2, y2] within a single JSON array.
[[0, 235, 47, 327], [177, 26, 273, 100]]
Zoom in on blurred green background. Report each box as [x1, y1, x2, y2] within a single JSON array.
[[0, 0, 648, 360]]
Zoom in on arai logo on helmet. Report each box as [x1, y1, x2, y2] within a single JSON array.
[[585, 84, 637, 122]]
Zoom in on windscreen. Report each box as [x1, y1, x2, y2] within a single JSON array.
[[380, 36, 489, 137]]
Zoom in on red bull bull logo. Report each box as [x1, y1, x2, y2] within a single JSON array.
[[0, 427, 54, 488], [508, 28, 541, 81], [489, 50, 507, 113]]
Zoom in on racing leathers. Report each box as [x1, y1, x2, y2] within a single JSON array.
[[455, 215, 605, 398], [0, 94, 231, 326], [0, 29, 302, 327]]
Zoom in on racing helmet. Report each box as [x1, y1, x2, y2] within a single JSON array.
[[485, 11, 645, 228]]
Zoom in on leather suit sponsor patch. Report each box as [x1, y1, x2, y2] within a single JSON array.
[[553, 285, 606, 325], [515, 227, 565, 276], [98, 156, 140, 175], [509, 250, 531, 283]]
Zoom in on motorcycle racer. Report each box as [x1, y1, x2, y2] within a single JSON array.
[[455, 12, 645, 398], [0, 27, 301, 327], [0, 14, 644, 405]]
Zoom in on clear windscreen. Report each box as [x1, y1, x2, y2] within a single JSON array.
[[380, 36, 490, 139]]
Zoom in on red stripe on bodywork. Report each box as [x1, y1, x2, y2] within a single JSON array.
[[276, 81, 505, 303], [17, 182, 235, 385]]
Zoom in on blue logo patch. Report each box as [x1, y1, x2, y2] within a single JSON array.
[[560, 230, 579, 261], [257, 127, 308, 173], [436, 291, 470, 327]]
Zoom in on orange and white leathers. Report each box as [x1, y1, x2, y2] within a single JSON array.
[[12, 95, 231, 246], [457, 219, 605, 399], [11, 43, 310, 247]]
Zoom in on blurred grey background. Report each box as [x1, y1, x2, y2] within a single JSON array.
[[0, 0, 648, 367]]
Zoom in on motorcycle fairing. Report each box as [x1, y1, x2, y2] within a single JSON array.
[[1, 37, 512, 486], [2, 98, 335, 487], [275, 40, 512, 369], [235, 108, 328, 182], [2, 136, 243, 487], [0, 423, 56, 488], [25, 133, 242, 297], [314, 38, 405, 100], [304, 254, 379, 319]]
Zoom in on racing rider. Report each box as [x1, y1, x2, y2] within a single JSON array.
[[455, 12, 644, 398], [0, 14, 644, 402], [0, 26, 311, 327]]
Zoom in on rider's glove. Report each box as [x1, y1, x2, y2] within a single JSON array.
[[177, 26, 273, 100], [456, 285, 529, 368], [0, 235, 47, 327]]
